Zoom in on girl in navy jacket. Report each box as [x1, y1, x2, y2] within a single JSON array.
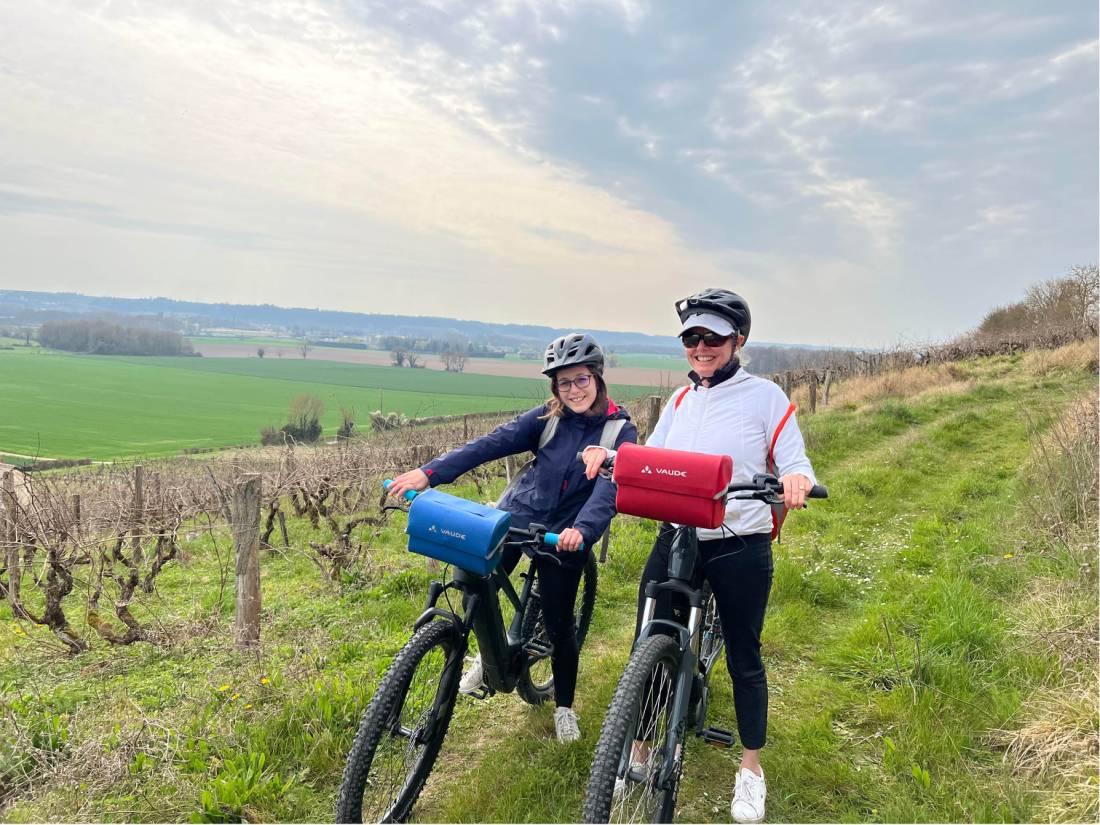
[[387, 333, 637, 743]]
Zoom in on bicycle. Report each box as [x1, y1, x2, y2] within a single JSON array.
[[336, 482, 597, 823], [581, 444, 826, 823]]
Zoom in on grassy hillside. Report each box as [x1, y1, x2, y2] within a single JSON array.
[[0, 342, 1095, 822], [0, 348, 651, 460]]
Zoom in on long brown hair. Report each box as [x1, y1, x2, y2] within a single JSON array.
[[540, 371, 608, 419]]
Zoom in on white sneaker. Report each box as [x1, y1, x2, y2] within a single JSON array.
[[458, 654, 485, 694], [731, 767, 766, 823], [554, 707, 581, 743]]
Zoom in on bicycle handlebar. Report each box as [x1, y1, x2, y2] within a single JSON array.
[[382, 479, 419, 501]]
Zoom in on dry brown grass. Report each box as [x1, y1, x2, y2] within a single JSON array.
[[1010, 579, 1099, 670], [1020, 338, 1100, 375], [802, 363, 970, 411], [990, 677, 1099, 823]]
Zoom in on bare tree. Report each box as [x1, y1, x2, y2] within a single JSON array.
[[299, 341, 311, 359], [407, 352, 422, 369], [390, 349, 407, 368], [256, 346, 265, 359], [440, 349, 467, 372]]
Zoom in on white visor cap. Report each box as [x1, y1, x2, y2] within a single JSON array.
[[678, 312, 736, 337]]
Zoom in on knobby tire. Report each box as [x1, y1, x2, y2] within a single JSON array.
[[336, 620, 464, 823]]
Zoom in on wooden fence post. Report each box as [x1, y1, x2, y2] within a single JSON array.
[[808, 370, 819, 414], [131, 464, 144, 565], [783, 371, 793, 398], [823, 369, 834, 406], [599, 530, 611, 564], [643, 395, 662, 442], [463, 415, 469, 440], [2, 472, 16, 605], [232, 473, 262, 647]]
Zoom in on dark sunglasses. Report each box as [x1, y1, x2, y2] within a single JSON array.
[[555, 374, 594, 392], [680, 332, 731, 348]]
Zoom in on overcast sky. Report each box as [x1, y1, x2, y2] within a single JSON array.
[[1, 1, 1096, 347]]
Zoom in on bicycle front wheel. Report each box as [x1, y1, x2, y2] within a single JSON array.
[[583, 634, 684, 823], [336, 620, 464, 823], [516, 551, 598, 705]]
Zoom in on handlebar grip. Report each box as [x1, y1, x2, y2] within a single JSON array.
[[808, 485, 828, 499], [382, 479, 419, 501], [543, 532, 584, 551]]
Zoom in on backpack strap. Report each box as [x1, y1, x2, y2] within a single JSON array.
[[598, 418, 627, 450], [538, 415, 559, 450], [767, 403, 797, 541]]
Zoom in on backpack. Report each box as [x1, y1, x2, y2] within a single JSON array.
[[672, 386, 796, 541], [495, 415, 628, 506]]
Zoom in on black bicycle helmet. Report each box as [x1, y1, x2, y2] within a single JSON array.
[[542, 333, 606, 376], [675, 288, 752, 342]]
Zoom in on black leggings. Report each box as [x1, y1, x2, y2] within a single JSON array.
[[502, 546, 584, 708], [635, 525, 774, 750]]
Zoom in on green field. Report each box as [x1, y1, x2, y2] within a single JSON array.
[[0, 348, 652, 460]]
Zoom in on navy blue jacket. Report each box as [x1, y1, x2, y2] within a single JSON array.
[[421, 401, 637, 568]]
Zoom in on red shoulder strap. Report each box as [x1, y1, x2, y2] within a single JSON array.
[[673, 387, 691, 410], [768, 403, 797, 464]]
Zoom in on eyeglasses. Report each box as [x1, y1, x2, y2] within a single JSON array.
[[681, 332, 731, 348], [555, 374, 594, 392]]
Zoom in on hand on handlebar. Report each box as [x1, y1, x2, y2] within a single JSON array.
[[555, 527, 585, 552], [779, 473, 813, 510], [387, 468, 430, 498], [581, 446, 612, 480]]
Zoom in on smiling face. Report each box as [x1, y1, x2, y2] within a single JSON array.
[[552, 364, 599, 414], [682, 327, 741, 379]]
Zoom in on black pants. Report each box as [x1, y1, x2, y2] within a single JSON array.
[[503, 546, 584, 708], [635, 525, 774, 750]]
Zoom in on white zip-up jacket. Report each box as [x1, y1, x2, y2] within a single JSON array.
[[647, 368, 817, 540]]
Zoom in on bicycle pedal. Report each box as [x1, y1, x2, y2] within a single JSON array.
[[700, 726, 735, 748], [463, 685, 493, 701], [523, 638, 553, 657]]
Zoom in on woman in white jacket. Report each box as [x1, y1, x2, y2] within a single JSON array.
[[585, 288, 817, 824]]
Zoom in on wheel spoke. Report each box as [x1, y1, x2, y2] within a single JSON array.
[[338, 622, 460, 824]]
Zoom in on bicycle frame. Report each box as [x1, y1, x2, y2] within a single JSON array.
[[411, 542, 544, 696]]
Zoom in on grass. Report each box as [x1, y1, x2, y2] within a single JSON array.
[[0, 348, 652, 460], [0, 342, 1095, 822]]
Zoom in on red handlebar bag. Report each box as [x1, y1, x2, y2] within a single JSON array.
[[612, 443, 733, 529]]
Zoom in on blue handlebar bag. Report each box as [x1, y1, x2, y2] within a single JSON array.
[[406, 489, 512, 575]]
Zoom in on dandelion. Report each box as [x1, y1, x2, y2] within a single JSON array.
[[217, 684, 230, 692], [243, 704, 253, 709], [260, 677, 270, 685], [1003, 553, 1014, 559], [230, 693, 241, 701]]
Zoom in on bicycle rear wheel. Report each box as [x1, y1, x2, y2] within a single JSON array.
[[583, 634, 684, 823], [516, 551, 598, 705], [336, 620, 464, 823]]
